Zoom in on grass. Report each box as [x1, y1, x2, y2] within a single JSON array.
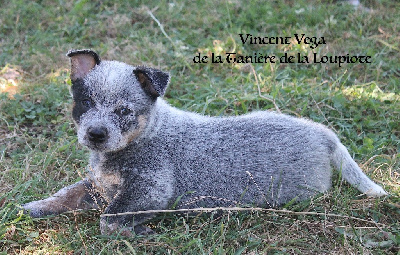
[[0, 0, 399, 253]]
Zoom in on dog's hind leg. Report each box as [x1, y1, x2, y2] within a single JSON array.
[[22, 179, 105, 217]]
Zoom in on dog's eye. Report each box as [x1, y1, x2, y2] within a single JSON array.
[[115, 107, 132, 116], [81, 99, 93, 108]]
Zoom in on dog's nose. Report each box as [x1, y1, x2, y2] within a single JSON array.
[[87, 126, 108, 143]]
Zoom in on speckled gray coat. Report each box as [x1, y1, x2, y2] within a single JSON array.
[[23, 50, 387, 235]]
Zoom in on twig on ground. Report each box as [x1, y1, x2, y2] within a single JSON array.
[[100, 206, 387, 227]]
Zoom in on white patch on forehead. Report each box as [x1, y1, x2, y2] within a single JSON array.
[[85, 60, 136, 92], [106, 68, 120, 84]]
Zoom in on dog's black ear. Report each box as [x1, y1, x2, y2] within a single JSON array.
[[67, 49, 101, 81], [133, 66, 170, 98]]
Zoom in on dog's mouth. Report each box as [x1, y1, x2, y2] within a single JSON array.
[[78, 124, 134, 152], [85, 141, 109, 151], [84, 140, 128, 153]]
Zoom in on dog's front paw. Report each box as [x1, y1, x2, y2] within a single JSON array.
[[100, 219, 155, 236], [134, 225, 155, 236], [22, 200, 54, 218], [100, 219, 133, 237]]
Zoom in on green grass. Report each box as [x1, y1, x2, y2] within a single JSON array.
[[1, 0, 399, 253]]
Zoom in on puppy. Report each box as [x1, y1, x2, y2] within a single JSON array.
[[23, 49, 387, 235]]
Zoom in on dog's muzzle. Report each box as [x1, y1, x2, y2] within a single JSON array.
[[87, 126, 108, 143]]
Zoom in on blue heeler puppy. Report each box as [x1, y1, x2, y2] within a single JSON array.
[[23, 49, 387, 235]]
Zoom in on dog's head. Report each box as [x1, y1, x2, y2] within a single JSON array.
[[67, 49, 170, 152]]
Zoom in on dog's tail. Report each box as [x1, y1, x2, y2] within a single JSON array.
[[331, 142, 387, 197]]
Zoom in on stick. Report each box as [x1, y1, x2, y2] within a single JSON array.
[[100, 206, 386, 226]]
